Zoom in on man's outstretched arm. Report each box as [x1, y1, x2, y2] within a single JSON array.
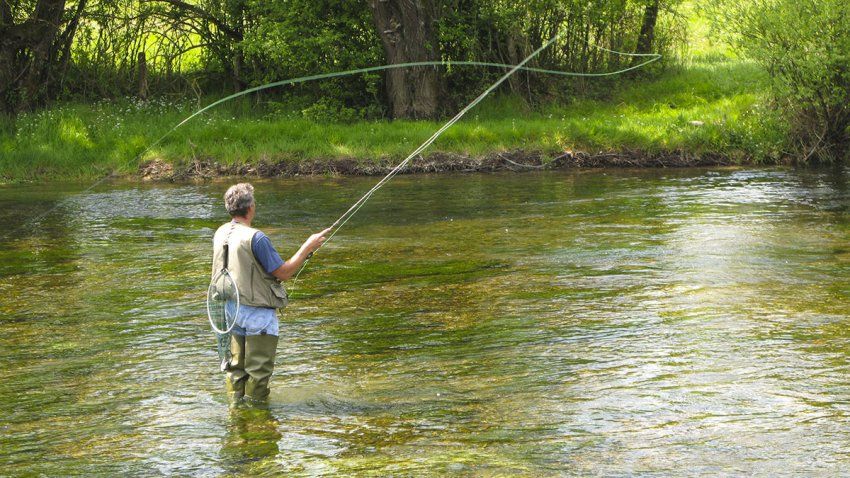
[[271, 227, 332, 281]]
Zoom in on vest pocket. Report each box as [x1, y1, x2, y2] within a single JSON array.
[[270, 282, 289, 308]]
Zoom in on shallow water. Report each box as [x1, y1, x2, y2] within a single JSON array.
[[0, 168, 848, 476]]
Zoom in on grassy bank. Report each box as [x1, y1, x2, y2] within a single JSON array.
[[0, 49, 785, 182]]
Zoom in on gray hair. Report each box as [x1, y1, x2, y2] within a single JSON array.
[[224, 183, 255, 217]]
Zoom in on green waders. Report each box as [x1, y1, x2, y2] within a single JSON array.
[[225, 333, 279, 402]]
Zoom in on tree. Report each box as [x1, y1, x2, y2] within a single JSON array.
[[368, 0, 441, 119], [635, 0, 660, 55], [1, 0, 684, 117], [0, 0, 85, 113], [142, 0, 247, 91], [709, 0, 850, 161]]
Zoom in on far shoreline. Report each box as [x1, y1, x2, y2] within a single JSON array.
[[136, 149, 780, 182]]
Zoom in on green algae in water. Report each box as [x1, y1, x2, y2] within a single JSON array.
[[0, 168, 849, 476]]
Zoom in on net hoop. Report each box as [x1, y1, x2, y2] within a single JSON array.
[[207, 268, 240, 335]]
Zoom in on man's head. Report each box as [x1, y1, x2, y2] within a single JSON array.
[[224, 183, 255, 219]]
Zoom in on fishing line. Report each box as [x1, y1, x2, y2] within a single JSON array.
[[286, 40, 661, 296], [13, 48, 659, 237]]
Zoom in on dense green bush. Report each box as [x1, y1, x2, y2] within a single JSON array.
[[710, 0, 850, 162]]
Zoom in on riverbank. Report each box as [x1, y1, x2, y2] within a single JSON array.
[[138, 149, 739, 181], [1, 51, 788, 183]]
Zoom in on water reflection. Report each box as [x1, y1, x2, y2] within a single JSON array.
[[220, 407, 282, 474]]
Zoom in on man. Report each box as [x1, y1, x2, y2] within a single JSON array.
[[211, 183, 329, 402]]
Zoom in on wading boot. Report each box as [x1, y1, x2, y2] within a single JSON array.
[[226, 334, 247, 401], [243, 334, 279, 402]]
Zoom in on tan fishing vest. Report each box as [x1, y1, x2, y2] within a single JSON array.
[[211, 222, 288, 309]]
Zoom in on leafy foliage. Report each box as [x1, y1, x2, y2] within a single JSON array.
[[4, 0, 684, 116], [707, 0, 850, 161]]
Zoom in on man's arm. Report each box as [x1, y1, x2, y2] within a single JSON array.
[[270, 227, 332, 281]]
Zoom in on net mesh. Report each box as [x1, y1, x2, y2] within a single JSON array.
[[207, 270, 239, 371]]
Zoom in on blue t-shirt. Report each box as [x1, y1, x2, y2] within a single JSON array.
[[251, 231, 285, 274]]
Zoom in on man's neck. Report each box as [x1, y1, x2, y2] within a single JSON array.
[[232, 216, 252, 227]]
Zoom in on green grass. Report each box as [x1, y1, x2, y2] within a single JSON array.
[[0, 43, 786, 182]]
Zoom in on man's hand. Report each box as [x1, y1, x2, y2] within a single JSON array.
[[304, 227, 332, 254], [270, 227, 332, 281]]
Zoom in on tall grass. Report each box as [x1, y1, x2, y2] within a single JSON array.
[[0, 44, 784, 182]]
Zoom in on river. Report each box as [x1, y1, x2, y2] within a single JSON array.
[[1, 167, 848, 476]]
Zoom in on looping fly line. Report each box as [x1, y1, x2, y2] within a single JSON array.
[[285, 39, 661, 296]]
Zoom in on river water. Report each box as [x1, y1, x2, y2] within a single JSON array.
[[0, 168, 848, 476]]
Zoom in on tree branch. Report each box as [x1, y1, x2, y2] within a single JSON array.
[[141, 0, 242, 41]]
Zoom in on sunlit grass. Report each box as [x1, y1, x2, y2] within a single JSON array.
[[0, 43, 784, 182]]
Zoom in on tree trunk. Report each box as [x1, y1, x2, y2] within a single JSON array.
[[0, 19, 14, 112], [53, 0, 87, 97], [228, 0, 246, 92], [635, 0, 660, 56], [19, 0, 67, 111], [137, 52, 149, 100], [505, 34, 522, 95], [231, 49, 246, 92], [0, 0, 70, 113], [368, 0, 440, 119]]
